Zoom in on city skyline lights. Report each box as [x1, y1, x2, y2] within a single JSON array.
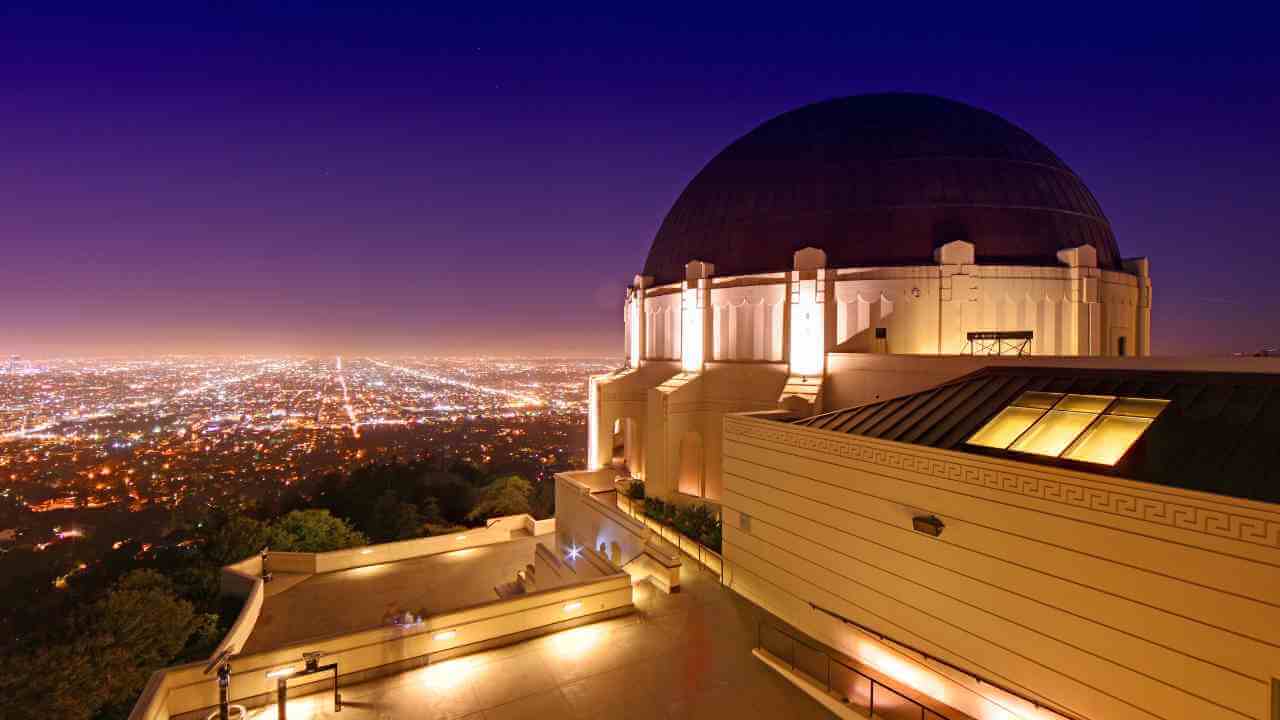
[[0, 356, 613, 525]]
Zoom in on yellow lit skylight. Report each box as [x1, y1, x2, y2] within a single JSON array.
[[1015, 391, 1064, 409], [1107, 397, 1168, 418], [1063, 415, 1153, 465], [1009, 410, 1096, 456], [967, 406, 1045, 449], [1054, 394, 1114, 413], [967, 393, 1168, 466]]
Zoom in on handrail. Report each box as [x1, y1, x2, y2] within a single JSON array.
[[807, 603, 1076, 720], [758, 619, 952, 720]]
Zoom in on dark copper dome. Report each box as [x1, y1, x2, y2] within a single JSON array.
[[643, 93, 1121, 284]]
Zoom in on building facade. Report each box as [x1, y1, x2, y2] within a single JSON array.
[[581, 93, 1280, 720]]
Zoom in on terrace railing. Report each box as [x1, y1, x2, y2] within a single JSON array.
[[758, 621, 953, 720]]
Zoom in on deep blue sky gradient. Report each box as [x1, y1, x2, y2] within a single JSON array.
[[2, 4, 1277, 356]]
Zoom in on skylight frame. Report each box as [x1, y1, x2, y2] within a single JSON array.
[[966, 391, 1169, 466]]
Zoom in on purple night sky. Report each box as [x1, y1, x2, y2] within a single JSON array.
[[2, 5, 1276, 357]]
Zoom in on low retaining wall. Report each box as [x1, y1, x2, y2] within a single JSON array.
[[219, 555, 262, 597], [130, 571, 632, 720], [265, 523, 520, 577], [129, 514, 571, 720], [555, 470, 655, 567]]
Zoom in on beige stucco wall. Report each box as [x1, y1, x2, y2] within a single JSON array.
[[642, 363, 788, 502], [643, 288, 682, 361], [555, 469, 652, 566], [709, 276, 787, 361], [554, 470, 683, 591], [720, 413, 1280, 720], [588, 362, 680, 477]]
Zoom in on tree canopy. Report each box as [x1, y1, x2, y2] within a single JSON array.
[[467, 475, 532, 521], [265, 509, 367, 552], [0, 569, 216, 720], [0, 459, 555, 720]]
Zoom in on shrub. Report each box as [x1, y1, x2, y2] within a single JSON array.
[[642, 498, 722, 552], [642, 497, 675, 525], [673, 503, 718, 545], [700, 520, 723, 554], [625, 480, 645, 500]]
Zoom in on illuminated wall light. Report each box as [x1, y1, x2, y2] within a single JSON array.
[[856, 640, 947, 703], [434, 630, 457, 641], [628, 291, 642, 368], [563, 601, 583, 612], [360, 548, 374, 555], [587, 375, 600, 468], [681, 287, 704, 373], [566, 544, 582, 561], [912, 515, 945, 537], [456, 535, 467, 541], [789, 275, 824, 377]]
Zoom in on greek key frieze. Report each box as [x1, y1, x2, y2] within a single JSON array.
[[723, 418, 1280, 549]]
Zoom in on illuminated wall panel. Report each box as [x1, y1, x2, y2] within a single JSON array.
[[789, 274, 824, 377]]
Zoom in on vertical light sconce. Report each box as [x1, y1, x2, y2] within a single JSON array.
[[789, 269, 825, 378]]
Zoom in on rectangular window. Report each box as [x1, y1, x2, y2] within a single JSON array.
[[967, 391, 1169, 466]]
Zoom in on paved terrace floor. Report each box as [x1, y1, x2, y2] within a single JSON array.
[[242, 561, 835, 720], [242, 536, 604, 654]]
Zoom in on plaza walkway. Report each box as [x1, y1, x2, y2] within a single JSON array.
[[244, 560, 834, 720]]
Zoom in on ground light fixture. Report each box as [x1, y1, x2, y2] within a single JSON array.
[[265, 666, 298, 720], [563, 601, 582, 612], [434, 630, 457, 641], [566, 543, 582, 561], [265, 653, 341, 720]]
